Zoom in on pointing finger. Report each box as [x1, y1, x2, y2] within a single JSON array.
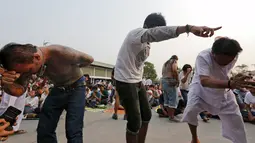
[[213, 26, 222, 31]]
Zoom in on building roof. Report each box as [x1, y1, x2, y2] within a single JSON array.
[[91, 61, 114, 69]]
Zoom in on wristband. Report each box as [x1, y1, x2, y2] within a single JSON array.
[[185, 25, 193, 36], [185, 25, 190, 33]]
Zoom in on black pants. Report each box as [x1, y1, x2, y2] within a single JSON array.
[[116, 80, 152, 135]]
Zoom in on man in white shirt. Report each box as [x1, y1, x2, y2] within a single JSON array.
[[0, 91, 27, 135], [114, 12, 221, 143], [24, 90, 39, 114], [182, 37, 253, 143], [244, 90, 255, 121], [179, 64, 192, 105]]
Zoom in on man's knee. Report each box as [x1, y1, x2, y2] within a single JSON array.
[[182, 106, 200, 126], [142, 109, 152, 123], [126, 114, 142, 135]]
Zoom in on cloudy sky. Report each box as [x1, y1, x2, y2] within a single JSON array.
[[0, 0, 254, 76]]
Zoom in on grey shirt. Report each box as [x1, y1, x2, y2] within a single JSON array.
[[115, 26, 179, 83]]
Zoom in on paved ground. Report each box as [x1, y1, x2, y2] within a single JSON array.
[[6, 110, 255, 143]]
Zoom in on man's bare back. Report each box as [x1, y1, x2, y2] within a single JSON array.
[[42, 45, 88, 86], [0, 43, 94, 96]]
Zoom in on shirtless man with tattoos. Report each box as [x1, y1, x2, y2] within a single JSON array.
[[0, 43, 94, 143]]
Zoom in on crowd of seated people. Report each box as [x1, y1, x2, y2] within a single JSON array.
[[231, 74, 255, 123], [23, 76, 52, 119]]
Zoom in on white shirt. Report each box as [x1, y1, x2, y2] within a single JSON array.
[[179, 71, 192, 90], [25, 96, 39, 109], [147, 90, 153, 101], [244, 92, 255, 112], [114, 26, 178, 83], [189, 48, 237, 107], [40, 93, 48, 108]]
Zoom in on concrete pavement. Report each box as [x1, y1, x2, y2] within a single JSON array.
[[6, 110, 255, 143]]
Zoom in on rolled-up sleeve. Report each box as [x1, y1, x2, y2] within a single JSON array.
[[141, 26, 179, 43]]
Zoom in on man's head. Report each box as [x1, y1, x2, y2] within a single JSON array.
[[28, 90, 36, 97], [211, 38, 242, 66], [148, 85, 155, 90], [182, 64, 192, 72], [143, 13, 166, 28], [250, 88, 255, 96], [170, 55, 178, 60], [0, 43, 43, 74], [92, 85, 98, 92]]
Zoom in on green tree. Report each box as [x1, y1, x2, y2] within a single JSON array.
[[143, 61, 157, 81]]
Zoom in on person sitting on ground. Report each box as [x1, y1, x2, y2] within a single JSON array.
[[147, 85, 160, 107], [156, 92, 183, 117], [87, 86, 102, 108], [24, 90, 39, 114], [242, 88, 255, 122], [98, 84, 109, 105]]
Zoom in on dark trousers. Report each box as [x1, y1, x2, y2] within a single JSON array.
[[180, 89, 188, 106], [116, 80, 152, 135], [37, 81, 86, 143]]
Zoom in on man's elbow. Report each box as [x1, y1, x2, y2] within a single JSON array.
[[3, 86, 26, 97], [6, 90, 24, 97], [200, 78, 208, 87], [89, 56, 94, 64]]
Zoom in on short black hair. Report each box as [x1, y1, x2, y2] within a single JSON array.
[[92, 85, 98, 91], [212, 38, 242, 56], [143, 13, 166, 28], [170, 55, 178, 60], [182, 64, 192, 72], [0, 43, 37, 70]]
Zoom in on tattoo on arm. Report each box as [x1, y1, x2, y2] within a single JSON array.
[[61, 46, 94, 67], [3, 73, 31, 96]]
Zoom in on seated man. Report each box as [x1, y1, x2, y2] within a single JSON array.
[[24, 90, 39, 114], [98, 84, 109, 105], [242, 89, 255, 122], [87, 86, 102, 108], [156, 93, 183, 117], [147, 85, 160, 107]]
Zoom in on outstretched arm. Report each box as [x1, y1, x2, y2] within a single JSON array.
[[141, 25, 222, 43], [141, 26, 180, 43]]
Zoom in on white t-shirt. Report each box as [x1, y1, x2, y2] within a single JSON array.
[[114, 28, 150, 83], [147, 90, 153, 101], [189, 48, 237, 107], [25, 96, 39, 109], [244, 92, 255, 112], [114, 26, 179, 83], [179, 71, 192, 90]]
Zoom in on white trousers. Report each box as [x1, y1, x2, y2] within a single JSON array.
[[182, 91, 247, 143], [0, 92, 26, 131]]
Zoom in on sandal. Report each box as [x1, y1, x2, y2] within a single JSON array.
[[0, 136, 8, 141], [14, 130, 27, 135]]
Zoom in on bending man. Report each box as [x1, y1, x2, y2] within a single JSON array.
[[0, 43, 94, 143]]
